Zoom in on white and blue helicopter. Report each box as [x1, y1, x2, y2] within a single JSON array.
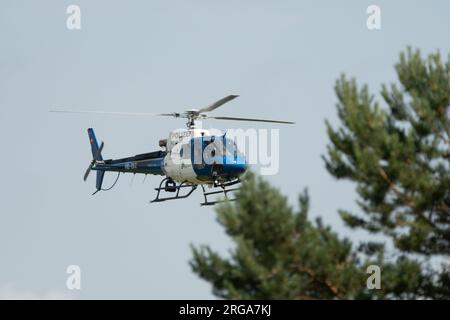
[[51, 95, 294, 205]]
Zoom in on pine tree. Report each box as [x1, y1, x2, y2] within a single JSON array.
[[324, 48, 450, 256], [190, 48, 450, 299], [323, 47, 449, 297], [191, 172, 444, 299]]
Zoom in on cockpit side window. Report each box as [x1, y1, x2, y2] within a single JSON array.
[[192, 138, 204, 167], [224, 137, 240, 157], [178, 143, 190, 159]]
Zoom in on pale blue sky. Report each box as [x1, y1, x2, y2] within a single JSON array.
[[1, 0, 449, 299]]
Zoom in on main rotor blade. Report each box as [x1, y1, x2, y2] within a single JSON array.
[[207, 115, 295, 124], [50, 110, 180, 117], [197, 95, 239, 113]]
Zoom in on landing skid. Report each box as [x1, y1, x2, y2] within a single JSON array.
[[200, 178, 241, 206], [150, 177, 242, 206], [150, 177, 197, 203]]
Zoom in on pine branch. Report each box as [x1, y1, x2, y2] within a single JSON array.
[[292, 265, 342, 298], [437, 106, 450, 143], [377, 166, 443, 230], [377, 166, 414, 207]]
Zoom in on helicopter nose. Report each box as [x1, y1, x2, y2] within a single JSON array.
[[223, 156, 247, 176], [233, 162, 247, 174]]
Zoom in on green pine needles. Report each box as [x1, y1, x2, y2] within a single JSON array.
[[191, 48, 450, 299]]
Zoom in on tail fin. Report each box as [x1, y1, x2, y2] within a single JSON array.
[[87, 128, 105, 193], [95, 171, 105, 193], [88, 128, 103, 161]]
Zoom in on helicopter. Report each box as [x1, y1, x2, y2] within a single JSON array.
[[51, 95, 294, 205]]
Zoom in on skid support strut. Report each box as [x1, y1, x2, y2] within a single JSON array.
[[200, 178, 241, 206], [151, 177, 197, 203]]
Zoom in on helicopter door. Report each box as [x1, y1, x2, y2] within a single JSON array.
[[178, 142, 196, 182]]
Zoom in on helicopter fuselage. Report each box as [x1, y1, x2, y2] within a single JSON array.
[[91, 128, 247, 185], [52, 94, 292, 204]]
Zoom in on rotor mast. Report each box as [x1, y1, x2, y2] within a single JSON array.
[[186, 111, 198, 129]]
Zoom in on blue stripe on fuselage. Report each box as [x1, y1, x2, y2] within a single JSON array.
[[94, 157, 165, 175]]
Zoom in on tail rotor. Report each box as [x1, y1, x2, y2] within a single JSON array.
[[85, 128, 106, 193], [83, 141, 104, 181]]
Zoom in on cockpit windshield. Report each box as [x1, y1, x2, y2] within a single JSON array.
[[201, 135, 243, 161], [224, 137, 238, 157]]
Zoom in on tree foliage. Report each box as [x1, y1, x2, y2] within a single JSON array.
[[191, 173, 447, 299], [191, 48, 450, 299], [324, 48, 450, 256]]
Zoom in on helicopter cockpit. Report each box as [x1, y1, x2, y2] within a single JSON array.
[[190, 134, 246, 181]]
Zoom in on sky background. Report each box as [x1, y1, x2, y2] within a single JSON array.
[[1, 0, 449, 299]]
